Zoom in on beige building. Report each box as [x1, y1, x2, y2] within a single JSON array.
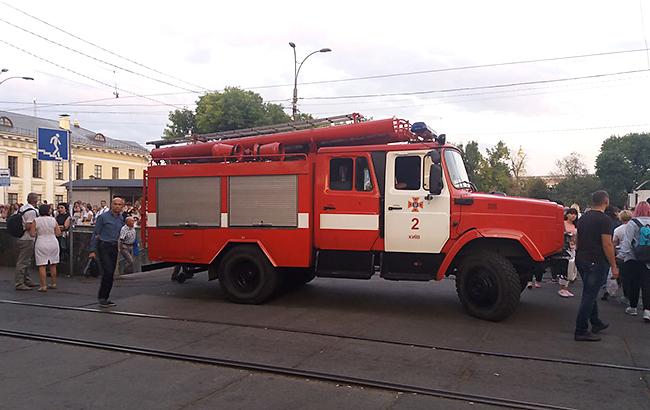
[[0, 110, 149, 205]]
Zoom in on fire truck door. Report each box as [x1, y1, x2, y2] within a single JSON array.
[[315, 154, 380, 250], [384, 151, 450, 253]]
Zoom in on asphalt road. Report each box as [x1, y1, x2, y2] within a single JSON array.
[[0, 266, 648, 410]]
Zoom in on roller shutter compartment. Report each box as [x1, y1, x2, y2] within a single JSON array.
[[157, 176, 221, 227], [229, 175, 297, 227]]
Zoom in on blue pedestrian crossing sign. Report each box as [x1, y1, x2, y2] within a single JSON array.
[[37, 128, 69, 161]]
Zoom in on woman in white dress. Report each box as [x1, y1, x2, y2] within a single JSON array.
[[29, 204, 62, 292]]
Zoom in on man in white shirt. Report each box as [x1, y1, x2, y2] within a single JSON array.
[[96, 200, 109, 217], [15, 193, 39, 290], [117, 216, 137, 276]]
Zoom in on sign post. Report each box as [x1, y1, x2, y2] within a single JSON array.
[[38, 127, 72, 274], [0, 168, 9, 205]]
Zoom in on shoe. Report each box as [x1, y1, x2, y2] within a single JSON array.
[[24, 281, 38, 288], [625, 307, 638, 316], [99, 300, 117, 308], [15, 283, 33, 291], [575, 332, 601, 342], [592, 322, 609, 334], [643, 310, 650, 322], [601, 292, 609, 301], [37, 287, 47, 293], [47, 284, 57, 290], [534, 282, 542, 288], [558, 289, 574, 298], [527, 281, 533, 289]]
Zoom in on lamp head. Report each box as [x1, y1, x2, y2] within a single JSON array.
[[22, 77, 34, 81], [289, 42, 296, 48], [320, 48, 332, 53], [1, 68, 8, 73]]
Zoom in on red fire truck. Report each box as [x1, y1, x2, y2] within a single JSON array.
[[144, 114, 565, 321]]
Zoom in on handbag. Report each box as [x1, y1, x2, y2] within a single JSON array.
[[82, 258, 100, 278]]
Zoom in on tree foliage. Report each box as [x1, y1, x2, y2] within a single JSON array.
[[163, 108, 195, 139], [550, 175, 602, 209], [596, 133, 650, 207], [523, 177, 550, 199], [163, 87, 291, 139], [553, 152, 588, 178], [482, 141, 512, 193], [509, 146, 527, 195]]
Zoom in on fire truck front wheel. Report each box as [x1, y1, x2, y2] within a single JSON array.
[[218, 246, 279, 304], [455, 252, 521, 322]]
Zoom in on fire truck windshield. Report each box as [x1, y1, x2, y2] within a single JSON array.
[[444, 149, 473, 190]]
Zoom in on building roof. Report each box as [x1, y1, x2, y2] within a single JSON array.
[[61, 179, 143, 189], [0, 110, 149, 156]]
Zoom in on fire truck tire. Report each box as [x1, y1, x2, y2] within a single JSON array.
[[455, 252, 520, 322], [217, 246, 279, 304]]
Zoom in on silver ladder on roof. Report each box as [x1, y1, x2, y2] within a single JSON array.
[[148, 113, 366, 147]]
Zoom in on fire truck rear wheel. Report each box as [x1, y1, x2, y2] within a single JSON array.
[[456, 252, 521, 322], [218, 246, 279, 304]]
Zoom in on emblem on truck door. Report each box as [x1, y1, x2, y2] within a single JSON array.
[[408, 197, 424, 212]]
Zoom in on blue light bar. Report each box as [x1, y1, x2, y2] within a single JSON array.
[[411, 122, 436, 140]]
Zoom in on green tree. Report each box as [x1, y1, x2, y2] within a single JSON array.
[[596, 133, 650, 207], [550, 152, 601, 208], [164, 87, 292, 138], [524, 177, 550, 199], [163, 108, 195, 139], [550, 175, 602, 209], [458, 141, 486, 190], [509, 146, 527, 195], [482, 141, 512, 193]]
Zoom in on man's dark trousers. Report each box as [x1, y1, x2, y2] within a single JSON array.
[[97, 240, 118, 301], [575, 260, 609, 335]]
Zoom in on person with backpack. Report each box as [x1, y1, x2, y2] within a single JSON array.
[[619, 201, 650, 322], [7, 193, 39, 290]]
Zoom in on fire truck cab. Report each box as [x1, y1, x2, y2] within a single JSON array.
[[144, 114, 565, 321]]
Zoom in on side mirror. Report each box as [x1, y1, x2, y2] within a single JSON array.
[[427, 150, 441, 165], [429, 164, 443, 195]]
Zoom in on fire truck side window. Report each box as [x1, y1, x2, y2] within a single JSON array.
[[395, 156, 421, 190], [329, 158, 353, 191], [355, 157, 373, 192]]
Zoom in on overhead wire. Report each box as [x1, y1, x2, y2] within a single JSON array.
[[0, 38, 185, 110], [299, 69, 650, 100], [0, 0, 211, 92], [0, 16, 200, 93]]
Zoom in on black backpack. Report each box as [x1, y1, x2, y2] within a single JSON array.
[[6, 207, 37, 238]]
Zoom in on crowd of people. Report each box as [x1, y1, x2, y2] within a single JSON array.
[[10, 193, 138, 307], [526, 192, 650, 341], [0, 199, 141, 227]]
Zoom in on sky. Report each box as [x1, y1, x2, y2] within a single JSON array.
[[1, 0, 649, 175]]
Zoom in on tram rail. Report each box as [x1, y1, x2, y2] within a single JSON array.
[[0, 327, 576, 410], [2, 298, 648, 374]]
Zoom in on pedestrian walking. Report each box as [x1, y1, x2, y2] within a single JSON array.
[[613, 209, 633, 302], [29, 204, 62, 292], [574, 190, 618, 341], [13, 193, 39, 290], [89, 197, 125, 308], [619, 201, 650, 321], [116, 216, 137, 277], [558, 208, 578, 297]]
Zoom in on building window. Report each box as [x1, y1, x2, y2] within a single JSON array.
[[128, 169, 135, 179], [32, 159, 42, 179], [55, 162, 64, 180], [55, 194, 64, 204], [112, 167, 119, 179], [94, 165, 102, 179], [8, 156, 18, 177], [8, 193, 18, 204], [76, 163, 84, 179], [0, 116, 12, 127]]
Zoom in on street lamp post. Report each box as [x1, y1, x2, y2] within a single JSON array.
[[289, 43, 331, 120], [0, 69, 34, 86]]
